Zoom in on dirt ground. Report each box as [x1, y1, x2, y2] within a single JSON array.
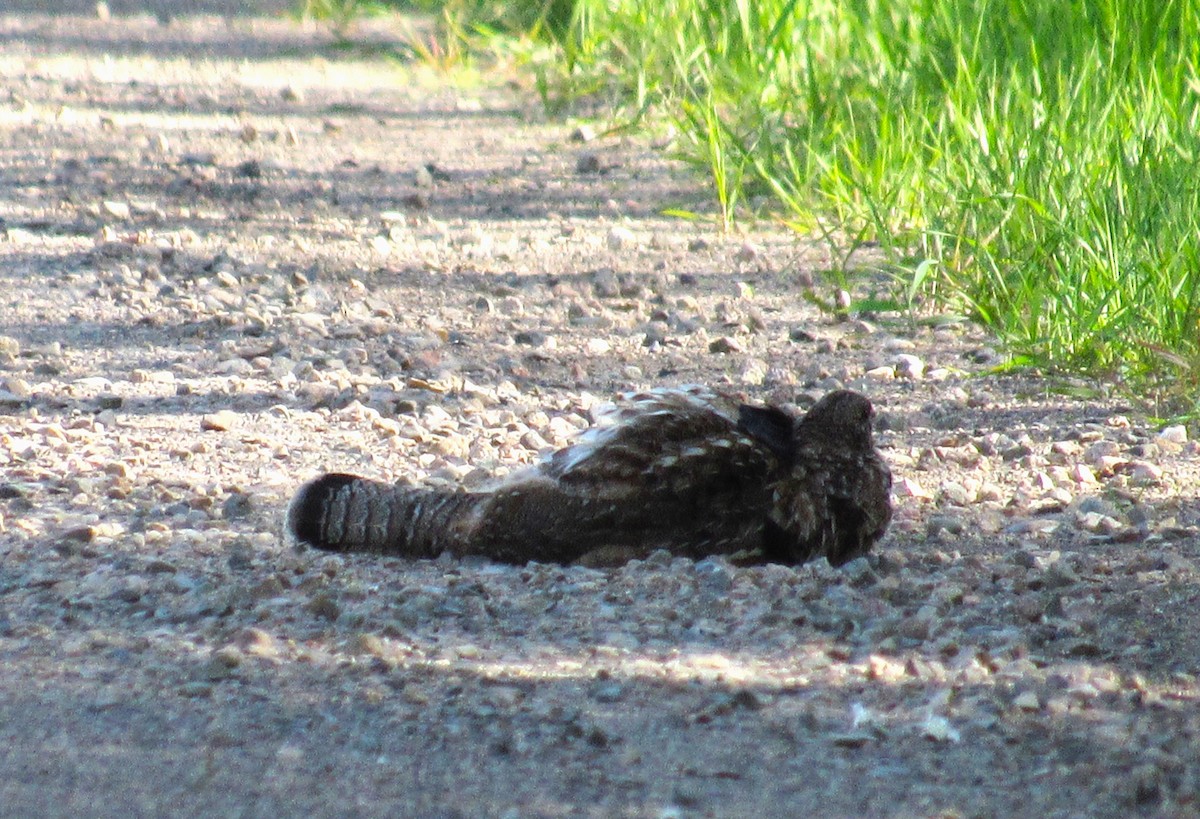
[[2, 5, 1200, 818]]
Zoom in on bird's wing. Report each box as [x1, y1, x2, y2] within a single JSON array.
[[540, 386, 776, 500]]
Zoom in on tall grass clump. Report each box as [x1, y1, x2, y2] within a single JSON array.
[[551, 0, 1200, 412]]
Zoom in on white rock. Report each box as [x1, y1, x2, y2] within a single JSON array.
[[1076, 511, 1123, 534], [896, 477, 932, 499], [940, 482, 974, 506], [1159, 425, 1188, 444], [1084, 440, 1120, 462], [892, 353, 925, 379], [607, 225, 636, 251], [1071, 464, 1099, 485], [1013, 691, 1041, 711], [1130, 461, 1163, 484], [102, 200, 131, 219], [1093, 455, 1126, 476], [921, 714, 960, 743]]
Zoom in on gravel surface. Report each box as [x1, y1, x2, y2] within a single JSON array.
[[2, 6, 1200, 818]]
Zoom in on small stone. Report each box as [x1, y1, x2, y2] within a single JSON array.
[[236, 628, 279, 658], [921, 714, 960, 743], [868, 655, 906, 683], [896, 612, 932, 640], [576, 153, 602, 174], [739, 359, 768, 386], [1070, 464, 1099, 485], [926, 515, 966, 537], [179, 682, 214, 698], [212, 646, 244, 669], [62, 525, 96, 543], [1075, 511, 1123, 535], [1, 378, 31, 398], [1091, 455, 1126, 476], [1158, 425, 1188, 444], [102, 200, 131, 219], [591, 680, 625, 703], [843, 557, 877, 587], [1013, 690, 1041, 711], [200, 410, 237, 431], [1083, 440, 1120, 462], [306, 594, 340, 621], [892, 354, 924, 379], [112, 576, 149, 603], [520, 430, 550, 451], [607, 225, 635, 251], [585, 338, 612, 356], [896, 477, 932, 499], [865, 365, 895, 381], [708, 336, 743, 354], [1129, 460, 1163, 484], [694, 558, 732, 593], [1132, 764, 1164, 806], [830, 732, 876, 748], [514, 330, 547, 347], [234, 159, 261, 179], [734, 242, 759, 263], [355, 633, 387, 657], [570, 124, 597, 142], [939, 482, 973, 506], [1005, 517, 1061, 535]]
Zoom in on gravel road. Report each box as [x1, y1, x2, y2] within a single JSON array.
[[2, 6, 1199, 817]]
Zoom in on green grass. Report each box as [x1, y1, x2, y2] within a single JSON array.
[[301, 0, 1200, 415]]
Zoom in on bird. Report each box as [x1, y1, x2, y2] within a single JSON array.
[[286, 387, 892, 568]]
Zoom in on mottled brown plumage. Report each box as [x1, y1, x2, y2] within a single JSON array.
[[287, 387, 892, 567]]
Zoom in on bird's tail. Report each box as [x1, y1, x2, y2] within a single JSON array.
[[286, 473, 477, 557]]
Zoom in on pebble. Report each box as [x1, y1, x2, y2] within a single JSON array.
[[200, 410, 238, 431], [921, 714, 960, 743], [576, 153, 602, 174], [607, 226, 636, 251], [926, 515, 966, 537], [708, 336, 743, 354], [235, 628, 279, 658], [893, 354, 925, 379], [1129, 460, 1163, 484], [306, 594, 341, 621], [102, 200, 131, 219], [1158, 425, 1188, 444], [896, 477, 932, 499], [1013, 691, 1041, 711], [570, 124, 597, 142]]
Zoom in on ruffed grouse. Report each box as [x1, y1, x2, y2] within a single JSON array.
[[287, 387, 892, 567]]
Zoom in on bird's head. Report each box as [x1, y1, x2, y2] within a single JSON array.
[[798, 390, 876, 450]]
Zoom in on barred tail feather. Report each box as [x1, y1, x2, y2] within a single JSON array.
[[286, 473, 475, 557]]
